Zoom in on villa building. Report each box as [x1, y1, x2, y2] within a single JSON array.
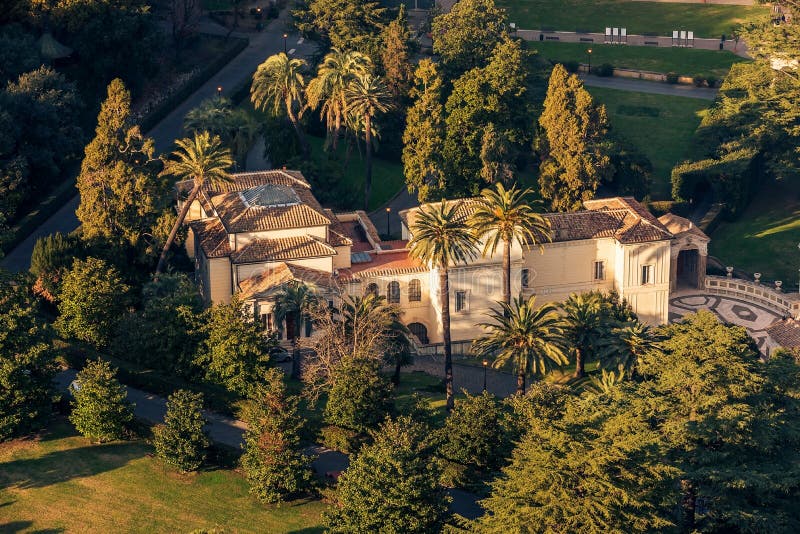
[[179, 170, 710, 347]]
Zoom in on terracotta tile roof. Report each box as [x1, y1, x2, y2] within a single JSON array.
[[190, 219, 231, 258], [766, 318, 800, 349], [657, 213, 710, 241], [324, 210, 353, 247], [231, 235, 336, 264], [237, 262, 338, 300], [584, 197, 673, 243], [344, 250, 426, 280]]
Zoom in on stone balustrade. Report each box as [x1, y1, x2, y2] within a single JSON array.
[[705, 275, 800, 319]]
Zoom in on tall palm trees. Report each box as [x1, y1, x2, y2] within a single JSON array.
[[273, 281, 319, 379], [475, 296, 567, 394], [561, 292, 608, 379], [156, 132, 233, 276], [409, 200, 479, 410], [345, 73, 392, 210], [251, 53, 309, 156], [306, 48, 371, 151], [471, 183, 552, 308]]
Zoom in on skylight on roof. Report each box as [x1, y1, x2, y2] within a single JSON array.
[[351, 252, 372, 264], [240, 184, 300, 208]]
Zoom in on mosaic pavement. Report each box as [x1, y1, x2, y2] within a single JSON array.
[[669, 292, 783, 355]]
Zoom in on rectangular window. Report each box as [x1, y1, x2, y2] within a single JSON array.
[[455, 290, 468, 313], [641, 264, 654, 285], [408, 280, 422, 302], [521, 268, 530, 288], [593, 261, 605, 281]]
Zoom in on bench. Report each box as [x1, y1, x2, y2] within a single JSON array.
[[545, 36, 560, 40], [644, 41, 659, 46], [579, 37, 594, 42]]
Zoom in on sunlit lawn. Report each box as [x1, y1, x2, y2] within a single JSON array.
[[0, 419, 325, 534], [586, 87, 708, 199], [710, 178, 800, 285], [500, 0, 768, 37]]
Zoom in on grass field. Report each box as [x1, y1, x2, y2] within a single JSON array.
[[500, 0, 768, 38], [710, 178, 800, 285], [527, 41, 746, 79], [586, 87, 709, 199], [0, 420, 325, 534]]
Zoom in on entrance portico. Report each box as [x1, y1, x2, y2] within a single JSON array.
[[658, 213, 710, 292]]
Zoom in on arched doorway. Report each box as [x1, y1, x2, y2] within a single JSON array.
[[408, 322, 429, 345], [677, 248, 701, 288]]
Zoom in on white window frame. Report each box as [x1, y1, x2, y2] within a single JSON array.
[[641, 264, 654, 285], [593, 261, 605, 281]]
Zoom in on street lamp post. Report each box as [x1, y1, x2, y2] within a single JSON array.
[[386, 207, 391, 238], [216, 86, 222, 98], [283, 33, 288, 54], [482, 359, 488, 392], [587, 48, 593, 74]]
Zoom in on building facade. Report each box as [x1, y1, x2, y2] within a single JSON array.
[[181, 170, 709, 346]]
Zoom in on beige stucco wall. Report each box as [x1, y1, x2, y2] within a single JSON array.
[[618, 241, 671, 325], [333, 246, 352, 269], [205, 257, 233, 305]]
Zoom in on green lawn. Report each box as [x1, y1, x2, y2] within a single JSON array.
[[0, 419, 325, 533], [586, 87, 708, 199], [710, 178, 800, 285], [527, 41, 746, 79], [500, 0, 768, 38]]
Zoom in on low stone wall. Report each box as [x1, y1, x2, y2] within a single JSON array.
[[705, 275, 800, 319]]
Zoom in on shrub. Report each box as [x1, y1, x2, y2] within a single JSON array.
[[693, 75, 706, 87], [320, 425, 361, 454], [323, 358, 393, 436], [69, 359, 134, 443], [153, 389, 210, 472], [665, 72, 679, 84], [561, 60, 580, 73], [241, 368, 314, 503], [595, 63, 614, 77], [705, 75, 718, 88]]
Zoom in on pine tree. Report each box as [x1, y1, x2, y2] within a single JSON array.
[[76, 79, 166, 252], [69, 360, 134, 443], [402, 59, 447, 201], [380, 5, 413, 103], [538, 64, 611, 211], [240, 368, 313, 504], [153, 389, 210, 472], [29, 232, 82, 303], [325, 416, 449, 533]]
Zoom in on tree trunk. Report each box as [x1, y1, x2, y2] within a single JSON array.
[[286, 99, 309, 157], [680, 479, 696, 532], [516, 371, 525, 395], [332, 110, 342, 151], [363, 113, 372, 211], [392, 356, 402, 386], [155, 183, 199, 277], [440, 267, 454, 411], [502, 238, 511, 311], [573, 347, 585, 378], [287, 314, 300, 379]]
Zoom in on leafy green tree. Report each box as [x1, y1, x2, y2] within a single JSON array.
[[743, 21, 800, 67], [345, 73, 392, 210], [156, 132, 233, 276], [241, 368, 313, 503], [475, 295, 567, 394], [55, 257, 130, 349], [306, 48, 372, 152], [471, 182, 551, 307], [111, 273, 203, 376], [0, 24, 39, 84], [195, 295, 273, 396], [479, 122, 515, 184], [380, 5, 413, 102], [153, 389, 209, 472], [504, 380, 568, 438], [324, 357, 393, 435], [538, 64, 611, 211], [0, 276, 58, 440], [29, 232, 83, 303], [273, 281, 319, 379], [443, 38, 532, 197], [77, 79, 166, 253], [184, 97, 259, 168], [293, 0, 387, 60], [325, 416, 449, 533], [431, 0, 507, 78], [402, 59, 447, 201], [560, 292, 609, 379], [409, 200, 479, 410], [437, 391, 511, 483], [641, 311, 800, 531], [476, 386, 675, 532], [251, 53, 309, 156], [69, 359, 134, 443]]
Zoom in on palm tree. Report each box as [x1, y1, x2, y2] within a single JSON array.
[[561, 292, 609, 379], [273, 281, 319, 379], [184, 97, 259, 168], [475, 295, 567, 394], [471, 183, 552, 309], [156, 132, 233, 276], [306, 48, 371, 151], [600, 320, 657, 377], [409, 200, 480, 410], [345, 73, 392, 210], [251, 53, 309, 156]]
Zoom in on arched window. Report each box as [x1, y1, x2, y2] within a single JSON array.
[[387, 281, 400, 303], [365, 283, 379, 297], [408, 322, 429, 345], [408, 279, 421, 302]]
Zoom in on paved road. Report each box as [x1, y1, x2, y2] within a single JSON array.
[[580, 74, 718, 100], [0, 11, 317, 273]]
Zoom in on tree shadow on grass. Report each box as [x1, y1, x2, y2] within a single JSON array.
[[0, 441, 144, 491], [0, 521, 65, 533]]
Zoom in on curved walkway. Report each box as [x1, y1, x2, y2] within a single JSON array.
[[579, 74, 718, 99], [669, 291, 782, 354]]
